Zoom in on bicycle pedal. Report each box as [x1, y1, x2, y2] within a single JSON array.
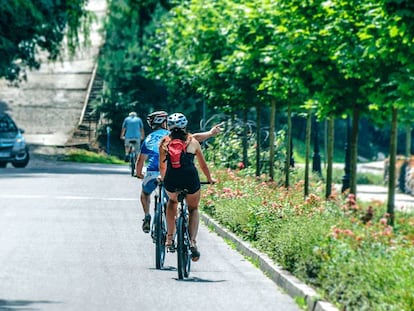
[[166, 245, 176, 253]]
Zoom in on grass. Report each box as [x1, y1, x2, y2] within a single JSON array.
[[62, 148, 125, 164], [292, 138, 346, 164]]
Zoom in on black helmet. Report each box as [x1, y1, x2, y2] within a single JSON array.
[[147, 111, 168, 128]]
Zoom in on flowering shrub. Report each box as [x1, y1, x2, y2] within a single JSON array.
[[201, 167, 414, 310]]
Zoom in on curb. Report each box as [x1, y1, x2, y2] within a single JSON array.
[[200, 213, 339, 311]]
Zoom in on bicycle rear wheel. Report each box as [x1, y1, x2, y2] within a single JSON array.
[[130, 153, 136, 176], [176, 216, 191, 279], [154, 203, 166, 269]]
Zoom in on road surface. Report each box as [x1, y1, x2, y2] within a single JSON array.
[[0, 161, 301, 311]]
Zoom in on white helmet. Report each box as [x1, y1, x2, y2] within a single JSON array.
[[167, 113, 188, 130]]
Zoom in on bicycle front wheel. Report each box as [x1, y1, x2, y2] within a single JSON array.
[[176, 216, 191, 279], [154, 204, 166, 269]]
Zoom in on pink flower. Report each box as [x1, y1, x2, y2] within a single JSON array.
[[343, 229, 354, 236], [380, 218, 388, 225]]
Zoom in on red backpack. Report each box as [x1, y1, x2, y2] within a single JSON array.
[[167, 138, 189, 169]]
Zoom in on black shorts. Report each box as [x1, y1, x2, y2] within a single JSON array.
[[164, 165, 200, 194]]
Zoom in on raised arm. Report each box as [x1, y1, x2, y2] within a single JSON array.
[[192, 123, 223, 142]]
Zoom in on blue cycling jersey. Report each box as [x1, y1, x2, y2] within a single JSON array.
[[140, 128, 170, 171]]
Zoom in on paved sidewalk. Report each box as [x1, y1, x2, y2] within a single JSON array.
[[356, 184, 414, 212], [356, 161, 414, 212]]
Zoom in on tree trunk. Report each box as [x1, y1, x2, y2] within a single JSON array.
[[405, 125, 411, 158], [305, 111, 312, 197], [325, 117, 334, 199], [341, 116, 351, 193], [312, 117, 322, 175], [350, 108, 360, 196], [387, 107, 398, 226], [284, 104, 292, 188], [269, 100, 276, 181], [255, 104, 261, 177], [242, 108, 248, 169]]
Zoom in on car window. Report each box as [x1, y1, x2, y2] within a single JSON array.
[[0, 115, 18, 133]]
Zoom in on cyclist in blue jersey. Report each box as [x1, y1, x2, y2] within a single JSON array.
[[136, 111, 169, 232], [136, 111, 222, 233]]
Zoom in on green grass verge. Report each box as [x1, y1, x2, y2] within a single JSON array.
[[62, 149, 125, 164]]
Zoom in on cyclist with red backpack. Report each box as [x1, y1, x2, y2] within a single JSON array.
[[136, 111, 221, 234], [159, 113, 215, 262]]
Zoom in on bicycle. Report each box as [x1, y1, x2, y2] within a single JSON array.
[[127, 140, 138, 177], [174, 181, 211, 280], [151, 180, 168, 269]]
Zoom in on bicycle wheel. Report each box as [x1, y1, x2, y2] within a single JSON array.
[[130, 152, 136, 176], [176, 215, 191, 279], [183, 225, 191, 278], [154, 202, 166, 269]]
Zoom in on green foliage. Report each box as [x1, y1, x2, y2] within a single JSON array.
[[203, 117, 286, 173], [96, 0, 414, 167], [0, 0, 91, 82], [98, 1, 168, 123], [201, 168, 414, 310], [356, 171, 384, 185], [63, 148, 125, 164], [318, 203, 414, 310], [97, 0, 209, 139]]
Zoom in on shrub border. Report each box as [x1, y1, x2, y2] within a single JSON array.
[[200, 212, 339, 311]]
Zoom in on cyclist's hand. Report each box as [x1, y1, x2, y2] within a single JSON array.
[[120, 135, 125, 140], [208, 178, 217, 184], [210, 122, 224, 136], [136, 173, 144, 179]]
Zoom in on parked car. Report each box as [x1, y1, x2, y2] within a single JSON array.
[[0, 112, 30, 168]]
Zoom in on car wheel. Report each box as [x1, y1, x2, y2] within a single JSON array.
[[12, 152, 30, 168], [0, 161, 7, 168]]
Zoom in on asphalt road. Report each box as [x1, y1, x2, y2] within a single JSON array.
[[0, 161, 301, 311]]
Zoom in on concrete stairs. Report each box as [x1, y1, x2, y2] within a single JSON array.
[[65, 65, 104, 149]]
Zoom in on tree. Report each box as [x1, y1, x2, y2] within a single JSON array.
[[357, 0, 414, 224], [0, 0, 91, 82], [148, 1, 269, 171]]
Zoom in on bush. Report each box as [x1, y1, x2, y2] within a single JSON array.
[[201, 167, 414, 310]]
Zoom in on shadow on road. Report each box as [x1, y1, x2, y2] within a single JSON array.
[[176, 276, 226, 283], [0, 299, 61, 311], [0, 165, 129, 176]]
